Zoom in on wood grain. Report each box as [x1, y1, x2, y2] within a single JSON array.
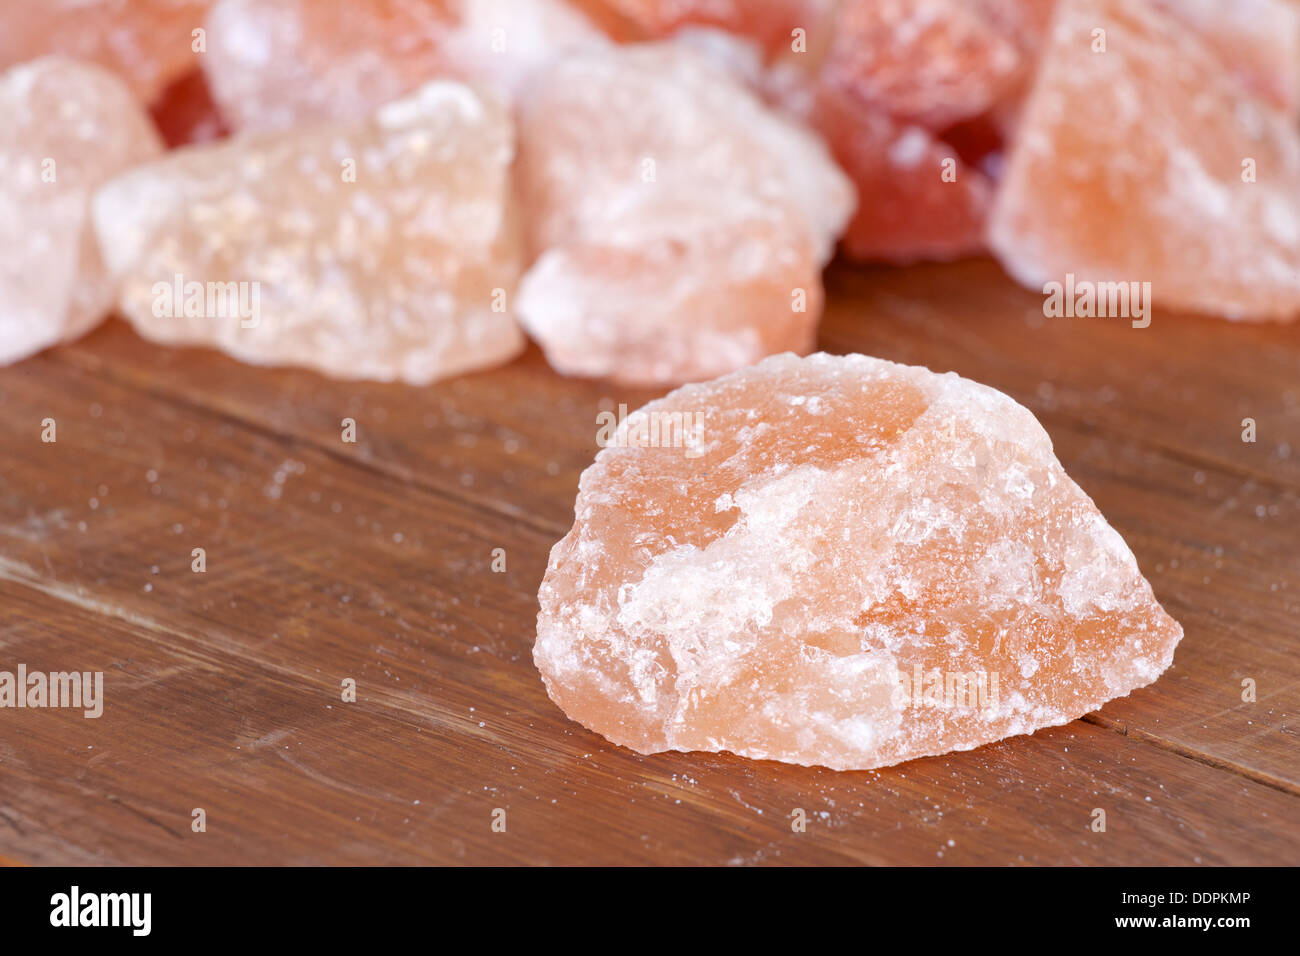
[[1, 258, 1296, 865]]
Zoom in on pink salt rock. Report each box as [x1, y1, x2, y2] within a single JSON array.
[[0, 0, 211, 104], [812, 88, 993, 264], [0, 58, 163, 366], [534, 352, 1183, 770], [92, 81, 524, 384], [515, 43, 854, 385], [202, 0, 606, 131], [986, 0, 1300, 132], [1150, 0, 1300, 115], [989, 0, 1300, 322], [578, 0, 830, 52], [822, 0, 1023, 131]]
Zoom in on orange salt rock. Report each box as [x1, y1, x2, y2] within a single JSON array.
[[989, 0, 1300, 322], [515, 44, 853, 385], [202, 0, 607, 131], [0, 58, 163, 366], [813, 89, 992, 263], [0, 0, 210, 104], [822, 0, 1023, 131], [92, 82, 524, 384], [534, 352, 1183, 770]]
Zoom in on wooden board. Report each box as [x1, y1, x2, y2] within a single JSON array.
[[1, 258, 1296, 865]]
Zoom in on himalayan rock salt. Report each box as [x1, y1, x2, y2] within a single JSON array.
[[150, 69, 230, 148], [515, 43, 854, 385], [0, 0, 210, 104], [0, 58, 163, 366], [534, 352, 1183, 770], [989, 0, 1300, 322], [986, 0, 1300, 132], [92, 81, 524, 384], [812, 88, 993, 264], [436, 0, 610, 97], [577, 0, 831, 52], [202, 0, 606, 131], [822, 0, 1023, 131], [1150, 0, 1300, 115]]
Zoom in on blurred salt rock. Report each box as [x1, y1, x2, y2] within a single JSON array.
[[989, 0, 1300, 322], [822, 0, 1023, 131], [987, 0, 1300, 124], [0, 58, 163, 366], [437, 0, 610, 96], [514, 43, 854, 385], [0, 0, 210, 104], [202, 0, 606, 131], [812, 88, 993, 264], [1150, 0, 1300, 115], [93, 81, 525, 384], [576, 0, 833, 53], [535, 352, 1183, 770], [150, 69, 230, 148]]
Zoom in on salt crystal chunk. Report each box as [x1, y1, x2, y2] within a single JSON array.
[[202, 0, 606, 131], [534, 352, 1183, 770], [1149, 0, 1300, 115], [0, 0, 210, 103], [577, 0, 829, 52], [515, 43, 854, 385], [812, 88, 993, 264], [93, 81, 524, 384], [989, 0, 1300, 322], [822, 0, 1023, 131], [0, 57, 163, 366]]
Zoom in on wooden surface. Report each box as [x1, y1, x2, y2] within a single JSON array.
[[1, 257, 1297, 865]]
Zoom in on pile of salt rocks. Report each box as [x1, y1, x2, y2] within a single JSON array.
[[3, 0, 1298, 384]]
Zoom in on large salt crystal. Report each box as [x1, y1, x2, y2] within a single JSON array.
[[989, 0, 1300, 322], [515, 44, 854, 385], [534, 353, 1183, 770], [92, 81, 524, 384], [0, 0, 210, 103], [0, 57, 163, 366], [202, 0, 606, 131]]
